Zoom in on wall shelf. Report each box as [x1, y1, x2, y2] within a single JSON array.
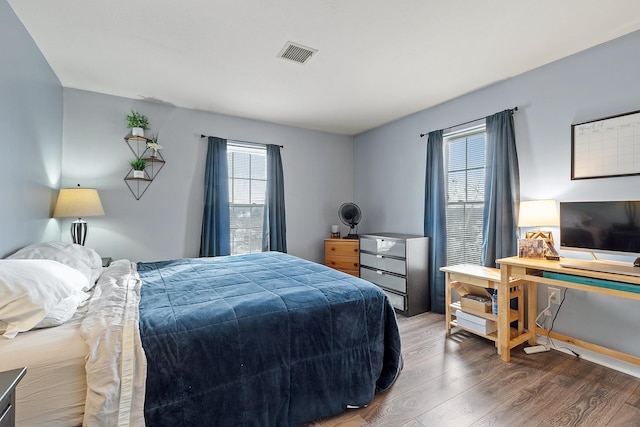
[[123, 135, 165, 200]]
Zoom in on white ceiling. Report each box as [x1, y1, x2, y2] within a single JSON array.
[[8, 0, 640, 135]]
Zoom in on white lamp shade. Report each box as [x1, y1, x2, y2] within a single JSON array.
[[518, 200, 559, 227], [53, 188, 105, 218]]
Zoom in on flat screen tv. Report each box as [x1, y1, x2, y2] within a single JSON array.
[[559, 201, 640, 256]]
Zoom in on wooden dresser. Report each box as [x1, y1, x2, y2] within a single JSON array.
[[324, 238, 360, 277]]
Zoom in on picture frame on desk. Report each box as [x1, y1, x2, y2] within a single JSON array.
[[517, 238, 545, 258], [544, 240, 560, 260]]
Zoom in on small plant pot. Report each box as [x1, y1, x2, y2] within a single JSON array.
[[132, 127, 144, 137], [133, 170, 145, 178]]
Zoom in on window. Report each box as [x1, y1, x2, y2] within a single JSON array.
[[444, 126, 486, 265], [227, 144, 266, 255]]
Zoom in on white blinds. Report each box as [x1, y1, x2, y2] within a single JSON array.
[[445, 129, 486, 266]]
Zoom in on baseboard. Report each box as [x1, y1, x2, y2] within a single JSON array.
[[536, 335, 640, 379]]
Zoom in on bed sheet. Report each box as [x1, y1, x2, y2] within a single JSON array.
[[0, 310, 88, 426]]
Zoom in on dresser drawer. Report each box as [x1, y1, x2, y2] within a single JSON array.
[[324, 240, 359, 257], [0, 368, 25, 427], [383, 290, 406, 311], [325, 255, 359, 272], [360, 237, 406, 258], [360, 267, 407, 293], [360, 253, 406, 276], [0, 389, 13, 427]]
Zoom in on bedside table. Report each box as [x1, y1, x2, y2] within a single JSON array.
[[324, 238, 360, 277], [0, 367, 26, 427]]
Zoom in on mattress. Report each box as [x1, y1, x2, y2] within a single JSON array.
[[0, 309, 88, 427]]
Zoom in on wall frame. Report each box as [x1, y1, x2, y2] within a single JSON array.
[[571, 109, 640, 180]]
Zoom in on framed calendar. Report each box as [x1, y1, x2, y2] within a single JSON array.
[[571, 109, 640, 179]]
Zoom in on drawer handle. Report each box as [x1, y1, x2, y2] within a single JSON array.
[[330, 247, 336, 251], [376, 255, 384, 259], [0, 402, 12, 423], [376, 270, 383, 275]]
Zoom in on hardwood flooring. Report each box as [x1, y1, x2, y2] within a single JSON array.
[[305, 312, 640, 427]]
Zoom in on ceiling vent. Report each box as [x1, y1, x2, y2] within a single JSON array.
[[278, 42, 317, 64]]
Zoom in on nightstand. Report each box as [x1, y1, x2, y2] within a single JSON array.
[[324, 238, 360, 277], [0, 367, 26, 427]]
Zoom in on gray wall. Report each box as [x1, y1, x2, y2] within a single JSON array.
[[0, 0, 62, 257], [354, 30, 640, 371], [61, 88, 354, 263]]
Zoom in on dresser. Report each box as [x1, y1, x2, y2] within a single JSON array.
[[0, 367, 26, 427], [359, 233, 430, 316], [324, 238, 360, 276]]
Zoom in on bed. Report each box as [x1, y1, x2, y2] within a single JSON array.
[[0, 244, 402, 426]]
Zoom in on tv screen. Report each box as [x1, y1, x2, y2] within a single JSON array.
[[559, 201, 640, 255]]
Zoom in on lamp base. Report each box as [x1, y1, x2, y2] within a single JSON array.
[[525, 230, 554, 246], [71, 219, 87, 246]]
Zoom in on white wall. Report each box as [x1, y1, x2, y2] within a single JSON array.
[[61, 88, 354, 263], [354, 30, 640, 373], [0, 0, 62, 257]]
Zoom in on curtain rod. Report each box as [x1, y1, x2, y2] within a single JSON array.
[[200, 134, 283, 148], [419, 106, 518, 138]]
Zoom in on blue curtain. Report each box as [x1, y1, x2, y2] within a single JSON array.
[[481, 110, 520, 267], [424, 130, 447, 313], [200, 137, 231, 257], [262, 144, 287, 252]]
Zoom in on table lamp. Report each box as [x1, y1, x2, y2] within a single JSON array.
[[518, 200, 559, 245], [53, 184, 105, 245]]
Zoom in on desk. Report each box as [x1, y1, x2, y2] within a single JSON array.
[[441, 264, 530, 354], [497, 256, 640, 364]]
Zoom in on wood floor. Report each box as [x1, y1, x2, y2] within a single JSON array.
[[305, 312, 640, 427]]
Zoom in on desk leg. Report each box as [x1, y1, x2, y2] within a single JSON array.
[[499, 265, 511, 362], [517, 285, 524, 335], [527, 280, 538, 346], [445, 273, 452, 336]]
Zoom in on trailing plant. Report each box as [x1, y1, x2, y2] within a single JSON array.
[[129, 158, 147, 170], [126, 109, 149, 129], [146, 134, 163, 151]]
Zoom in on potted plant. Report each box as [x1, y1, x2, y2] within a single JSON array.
[[146, 134, 163, 158], [126, 109, 149, 137], [130, 158, 147, 178]]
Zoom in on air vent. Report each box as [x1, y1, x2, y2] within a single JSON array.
[[278, 42, 317, 64]]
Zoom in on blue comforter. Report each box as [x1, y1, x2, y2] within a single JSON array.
[[137, 252, 402, 427]]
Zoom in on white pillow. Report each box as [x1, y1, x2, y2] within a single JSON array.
[[0, 259, 88, 338], [8, 241, 103, 290], [35, 292, 90, 329]]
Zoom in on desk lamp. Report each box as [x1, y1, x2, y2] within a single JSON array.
[[53, 184, 105, 245], [518, 200, 559, 245]]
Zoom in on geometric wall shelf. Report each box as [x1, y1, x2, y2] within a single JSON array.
[[123, 135, 166, 200]]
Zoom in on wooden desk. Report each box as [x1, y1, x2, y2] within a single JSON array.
[[497, 256, 640, 364], [441, 264, 530, 354]]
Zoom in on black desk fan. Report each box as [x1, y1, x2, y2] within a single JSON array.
[[338, 202, 362, 239]]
